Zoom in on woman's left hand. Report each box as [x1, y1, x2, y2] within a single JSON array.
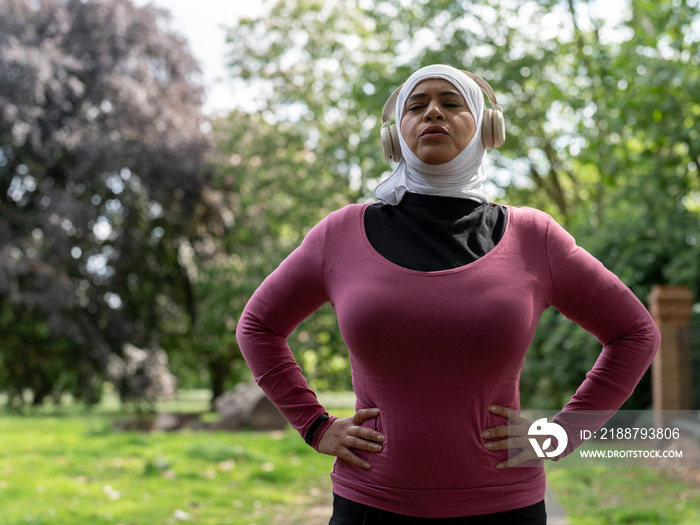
[[481, 405, 549, 470]]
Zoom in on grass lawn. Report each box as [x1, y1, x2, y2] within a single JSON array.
[[2, 391, 700, 524], [0, 391, 346, 525], [545, 464, 700, 524]]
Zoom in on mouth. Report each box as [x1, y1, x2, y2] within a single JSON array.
[[420, 126, 448, 138]]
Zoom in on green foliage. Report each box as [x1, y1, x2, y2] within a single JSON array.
[[293, 303, 352, 391], [220, 0, 700, 410], [165, 100, 359, 397], [7, 0, 696, 410], [0, 0, 213, 405], [0, 303, 102, 408], [690, 313, 700, 409]]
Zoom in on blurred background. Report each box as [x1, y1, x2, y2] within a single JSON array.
[[1, 0, 700, 523]]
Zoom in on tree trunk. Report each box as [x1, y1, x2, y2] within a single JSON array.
[[209, 360, 228, 409]]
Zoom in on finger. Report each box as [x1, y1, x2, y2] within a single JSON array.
[[482, 423, 528, 438], [338, 447, 373, 470], [495, 448, 539, 470], [483, 436, 529, 451], [481, 424, 509, 439], [489, 405, 523, 424], [341, 434, 383, 453], [353, 407, 380, 424], [350, 408, 385, 443], [488, 405, 510, 418], [349, 424, 385, 443]]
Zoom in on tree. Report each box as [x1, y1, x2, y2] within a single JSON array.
[[223, 0, 700, 408], [0, 0, 211, 406], [485, 0, 700, 409], [164, 104, 361, 405]]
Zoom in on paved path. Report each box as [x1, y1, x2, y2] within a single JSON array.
[[545, 488, 569, 525]]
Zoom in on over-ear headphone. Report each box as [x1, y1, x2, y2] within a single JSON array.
[[380, 70, 506, 163]]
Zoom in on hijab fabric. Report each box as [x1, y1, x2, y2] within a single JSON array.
[[373, 65, 488, 205]]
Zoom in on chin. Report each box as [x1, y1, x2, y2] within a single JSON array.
[[418, 153, 458, 165], [413, 145, 459, 165]]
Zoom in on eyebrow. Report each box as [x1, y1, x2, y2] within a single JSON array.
[[406, 90, 463, 102]]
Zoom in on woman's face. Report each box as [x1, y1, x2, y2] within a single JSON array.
[[399, 78, 476, 165]]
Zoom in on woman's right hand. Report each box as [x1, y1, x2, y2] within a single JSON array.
[[317, 408, 385, 470]]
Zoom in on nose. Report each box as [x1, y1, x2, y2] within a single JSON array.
[[423, 101, 444, 121]]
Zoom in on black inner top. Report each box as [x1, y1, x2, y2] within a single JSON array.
[[363, 192, 508, 271]]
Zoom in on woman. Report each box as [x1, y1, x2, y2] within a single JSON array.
[[236, 65, 659, 523]]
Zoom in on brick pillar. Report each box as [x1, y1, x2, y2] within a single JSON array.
[[648, 285, 694, 426]]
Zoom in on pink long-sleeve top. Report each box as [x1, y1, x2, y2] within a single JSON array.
[[235, 203, 659, 518]]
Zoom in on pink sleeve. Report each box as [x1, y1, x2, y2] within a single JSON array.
[[544, 217, 660, 457], [235, 217, 331, 440]]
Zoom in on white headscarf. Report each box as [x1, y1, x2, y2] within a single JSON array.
[[373, 65, 488, 205]]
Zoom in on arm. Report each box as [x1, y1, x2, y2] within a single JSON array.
[[483, 216, 660, 466], [235, 215, 384, 466], [235, 218, 331, 440], [545, 217, 660, 457]]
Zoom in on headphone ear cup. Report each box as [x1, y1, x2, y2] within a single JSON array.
[[491, 107, 506, 148], [381, 123, 402, 163], [482, 108, 495, 149], [481, 108, 506, 149], [381, 123, 393, 162], [389, 124, 401, 163]]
